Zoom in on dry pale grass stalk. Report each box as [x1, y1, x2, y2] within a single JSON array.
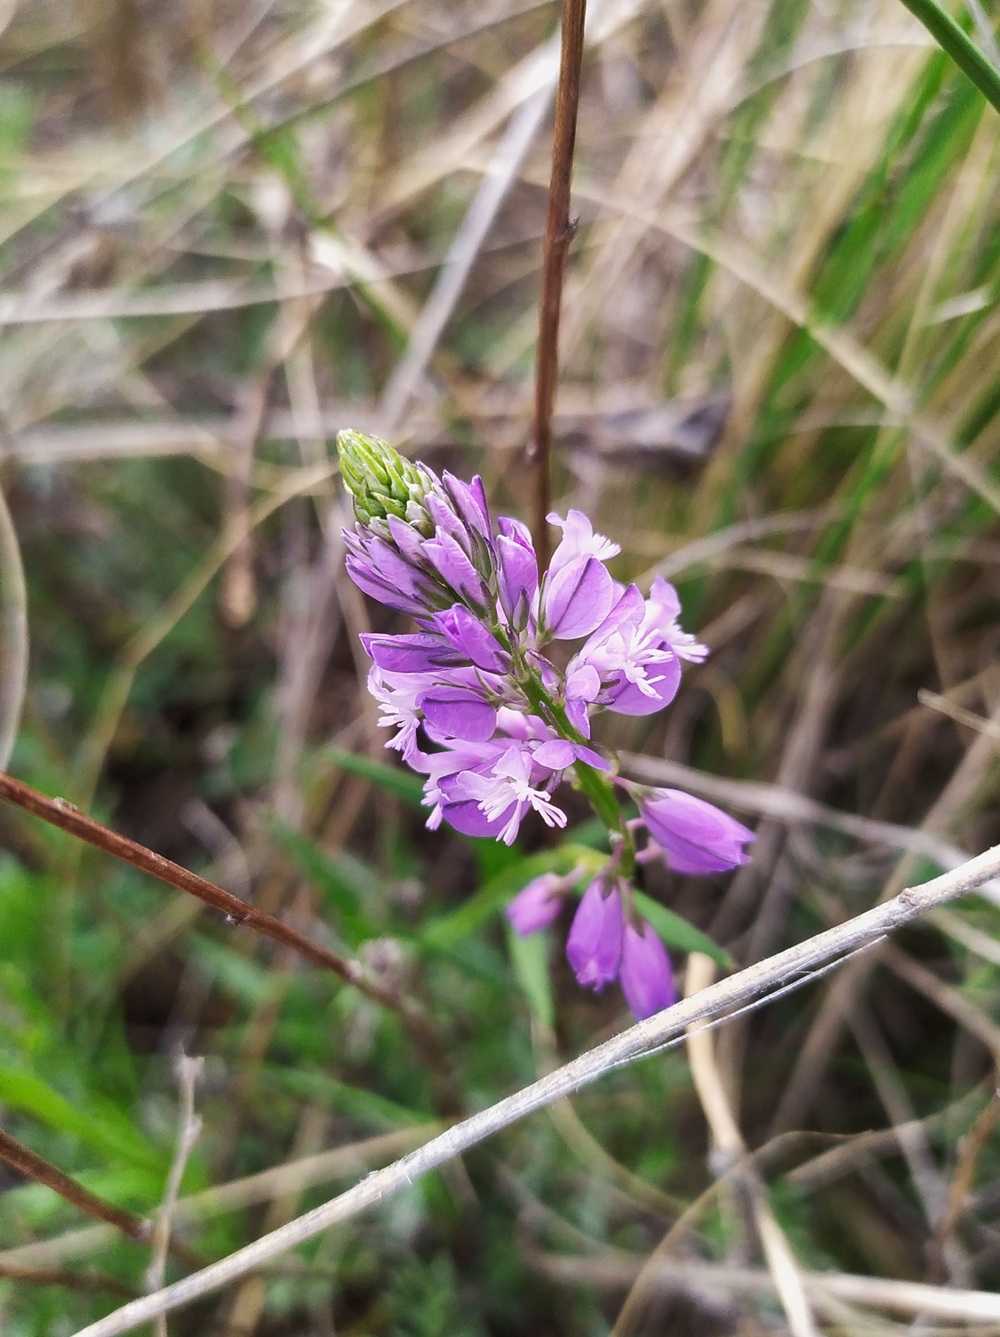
[[70, 843, 1000, 1337], [535, 1249, 1000, 1324], [683, 954, 820, 1337], [0, 483, 28, 770], [146, 1055, 204, 1337]]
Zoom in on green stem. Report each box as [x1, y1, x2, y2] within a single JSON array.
[[896, 0, 1000, 114], [513, 658, 633, 871]]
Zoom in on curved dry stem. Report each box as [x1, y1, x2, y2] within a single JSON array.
[[0, 482, 28, 771], [72, 842, 1000, 1337]]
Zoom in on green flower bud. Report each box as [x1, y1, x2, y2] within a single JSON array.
[[336, 430, 432, 524]]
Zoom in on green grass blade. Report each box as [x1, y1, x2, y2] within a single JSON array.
[[896, 0, 1000, 112]]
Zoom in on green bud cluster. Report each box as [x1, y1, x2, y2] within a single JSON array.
[[336, 429, 433, 525]]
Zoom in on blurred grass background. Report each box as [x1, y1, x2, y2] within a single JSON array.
[[1, 0, 1000, 1333]]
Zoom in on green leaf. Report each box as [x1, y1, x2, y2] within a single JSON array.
[[505, 924, 554, 1030], [633, 893, 732, 969], [322, 747, 425, 806], [895, 0, 1000, 116], [0, 1065, 159, 1170], [420, 845, 602, 951]]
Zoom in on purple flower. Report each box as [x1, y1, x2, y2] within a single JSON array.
[[566, 879, 624, 992], [336, 431, 739, 881], [620, 921, 675, 1019], [567, 583, 683, 717], [635, 787, 755, 874], [496, 516, 538, 626], [441, 743, 567, 846], [506, 872, 569, 935]]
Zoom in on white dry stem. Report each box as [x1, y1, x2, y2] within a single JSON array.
[[685, 954, 820, 1337], [537, 1249, 1000, 1323], [378, 74, 557, 429], [70, 843, 1000, 1337], [145, 1054, 204, 1337], [0, 483, 28, 772]]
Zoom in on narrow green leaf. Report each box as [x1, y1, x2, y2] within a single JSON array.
[[634, 893, 732, 969], [505, 923, 555, 1030], [322, 746, 425, 806], [270, 819, 377, 948], [420, 846, 601, 951], [896, 0, 1000, 114], [0, 1066, 158, 1170]]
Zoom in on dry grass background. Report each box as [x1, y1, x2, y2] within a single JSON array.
[[1, 0, 1000, 1333]]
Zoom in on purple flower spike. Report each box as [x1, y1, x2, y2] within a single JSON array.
[[566, 880, 623, 992], [506, 873, 567, 935], [637, 788, 755, 874], [620, 921, 675, 1020]]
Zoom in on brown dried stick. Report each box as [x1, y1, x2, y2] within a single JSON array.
[[0, 771, 444, 1060], [0, 1128, 149, 1242], [530, 0, 587, 571]]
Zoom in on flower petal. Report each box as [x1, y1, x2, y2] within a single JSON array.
[[566, 881, 623, 992], [638, 788, 755, 874], [620, 921, 675, 1019], [419, 686, 497, 742], [543, 557, 613, 640], [506, 873, 566, 935]]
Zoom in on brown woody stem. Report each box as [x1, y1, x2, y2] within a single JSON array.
[[0, 772, 463, 1114], [531, 0, 587, 571]]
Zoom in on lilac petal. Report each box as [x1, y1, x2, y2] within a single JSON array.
[[387, 513, 431, 563], [569, 742, 611, 770], [496, 532, 539, 623], [365, 537, 425, 591], [604, 657, 682, 715], [345, 555, 428, 615], [497, 515, 532, 544], [532, 739, 609, 772], [584, 582, 645, 645], [647, 576, 681, 621], [565, 696, 592, 737], [543, 557, 613, 640], [530, 739, 576, 771], [645, 577, 709, 663], [442, 471, 492, 540], [423, 531, 486, 606], [435, 605, 509, 673], [505, 873, 566, 935], [547, 510, 620, 577], [566, 881, 623, 992], [620, 921, 675, 1020], [419, 687, 497, 742], [437, 795, 520, 841], [639, 789, 755, 874], [362, 632, 457, 673]]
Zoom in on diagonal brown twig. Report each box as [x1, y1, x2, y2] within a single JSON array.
[[0, 1127, 150, 1243], [0, 771, 460, 1111]]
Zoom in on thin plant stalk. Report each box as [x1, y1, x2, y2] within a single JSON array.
[[0, 772, 461, 1112], [531, 0, 588, 571], [896, 0, 1000, 114]]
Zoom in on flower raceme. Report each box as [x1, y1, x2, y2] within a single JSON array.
[[337, 430, 753, 1019]]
